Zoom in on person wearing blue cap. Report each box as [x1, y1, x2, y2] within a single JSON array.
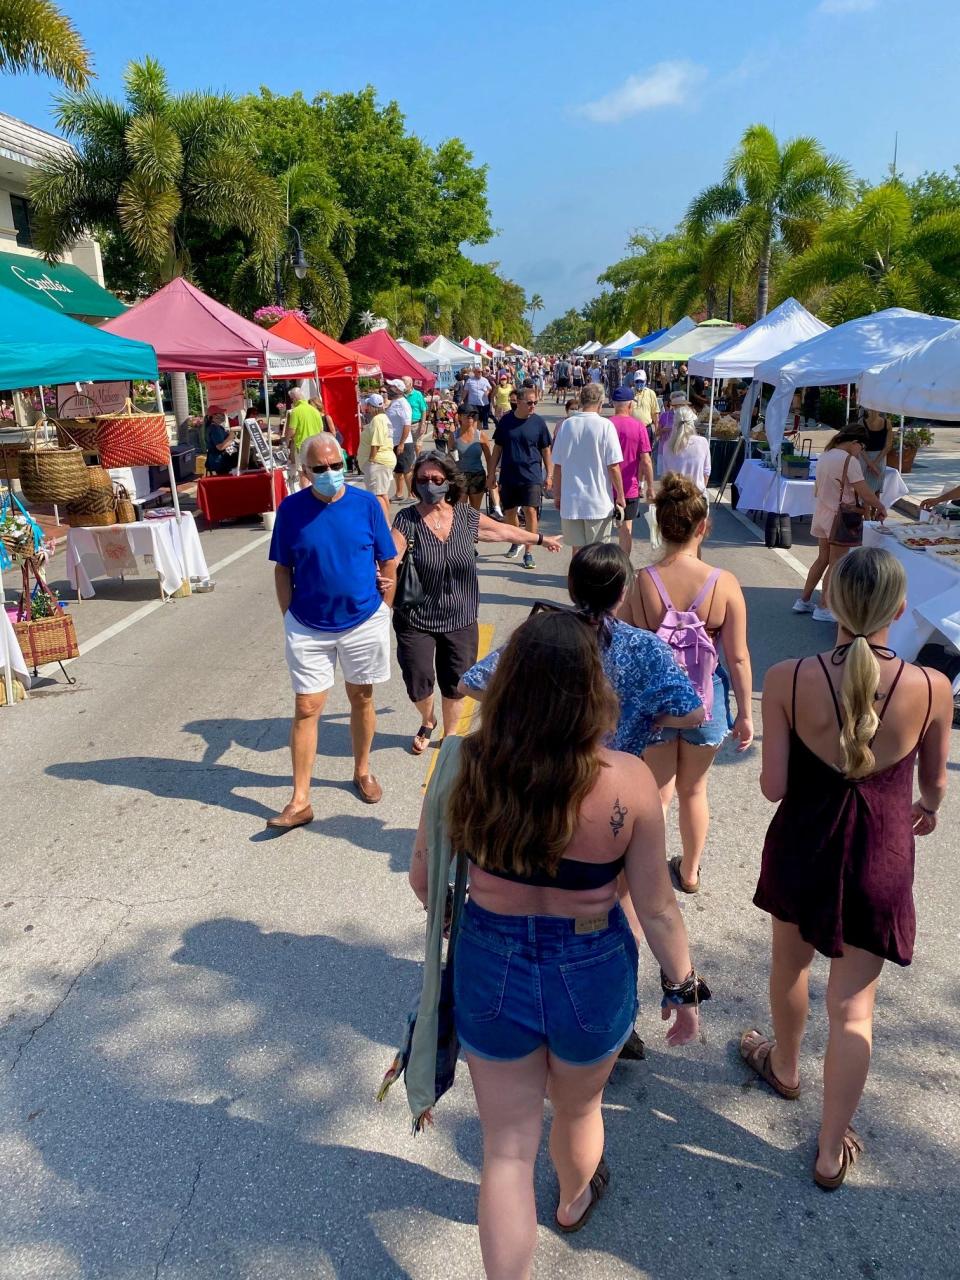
[[610, 386, 654, 556]]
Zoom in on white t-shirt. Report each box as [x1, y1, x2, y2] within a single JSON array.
[[552, 412, 624, 519], [465, 376, 492, 407], [661, 435, 711, 494], [386, 396, 413, 447]]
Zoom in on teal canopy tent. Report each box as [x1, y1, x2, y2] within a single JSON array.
[[0, 284, 158, 387]]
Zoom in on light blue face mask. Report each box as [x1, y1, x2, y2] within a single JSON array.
[[312, 467, 344, 497]]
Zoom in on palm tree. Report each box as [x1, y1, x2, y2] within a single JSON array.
[[30, 57, 281, 286], [779, 181, 960, 323], [527, 292, 544, 331], [0, 0, 91, 90], [688, 124, 852, 319], [232, 160, 355, 336]]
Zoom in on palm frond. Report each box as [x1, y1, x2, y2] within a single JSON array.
[[117, 175, 180, 266], [0, 0, 92, 89], [727, 123, 780, 205], [123, 56, 169, 118], [125, 114, 183, 187], [54, 91, 130, 148], [687, 182, 743, 234]]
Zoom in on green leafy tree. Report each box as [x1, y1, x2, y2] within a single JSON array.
[[30, 57, 282, 293], [779, 181, 960, 322], [0, 0, 91, 90], [536, 308, 589, 351], [688, 123, 852, 319]]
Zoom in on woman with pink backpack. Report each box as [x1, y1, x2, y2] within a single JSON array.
[[622, 472, 754, 892]]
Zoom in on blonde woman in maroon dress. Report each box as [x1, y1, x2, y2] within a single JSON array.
[[745, 548, 951, 1189]]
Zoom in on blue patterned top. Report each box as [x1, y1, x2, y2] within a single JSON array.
[[461, 618, 702, 756]]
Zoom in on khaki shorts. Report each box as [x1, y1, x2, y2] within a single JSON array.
[[365, 461, 394, 496], [561, 515, 615, 548]]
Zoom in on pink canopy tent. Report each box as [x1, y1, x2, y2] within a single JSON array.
[[346, 328, 435, 389], [101, 277, 316, 377]]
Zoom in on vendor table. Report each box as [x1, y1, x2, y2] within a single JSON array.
[[733, 458, 908, 517], [863, 523, 960, 687], [196, 469, 286, 525], [67, 511, 209, 600], [1, 607, 30, 688]]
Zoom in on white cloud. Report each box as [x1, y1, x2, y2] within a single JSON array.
[[575, 61, 706, 125], [817, 0, 877, 14]]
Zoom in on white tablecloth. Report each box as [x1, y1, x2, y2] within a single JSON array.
[[67, 512, 208, 599], [863, 523, 960, 685], [733, 458, 908, 516], [1, 607, 29, 688]]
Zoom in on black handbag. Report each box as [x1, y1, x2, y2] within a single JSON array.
[[394, 521, 425, 617], [828, 453, 864, 547]]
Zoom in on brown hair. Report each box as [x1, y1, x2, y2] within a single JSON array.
[[654, 471, 709, 544], [410, 450, 465, 504], [447, 611, 618, 877], [825, 424, 869, 450]]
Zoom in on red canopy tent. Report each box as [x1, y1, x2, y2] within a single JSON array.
[[346, 329, 435, 390], [101, 277, 316, 378], [268, 314, 379, 457]]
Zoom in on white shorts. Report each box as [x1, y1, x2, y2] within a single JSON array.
[[364, 461, 393, 496], [284, 603, 391, 694], [561, 515, 615, 548]]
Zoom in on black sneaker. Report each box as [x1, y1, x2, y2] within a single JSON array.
[[505, 544, 520, 560]]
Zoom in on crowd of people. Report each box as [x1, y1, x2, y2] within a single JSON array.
[[262, 353, 952, 1280]]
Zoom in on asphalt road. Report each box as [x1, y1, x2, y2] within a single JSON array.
[[1, 401, 958, 1280]]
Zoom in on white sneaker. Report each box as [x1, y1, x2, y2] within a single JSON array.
[[812, 606, 836, 623], [504, 544, 520, 560], [792, 597, 815, 614]]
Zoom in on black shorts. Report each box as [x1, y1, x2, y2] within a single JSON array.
[[393, 617, 480, 701], [623, 498, 640, 521], [557, 376, 570, 389], [393, 442, 416, 475], [501, 482, 542, 512]]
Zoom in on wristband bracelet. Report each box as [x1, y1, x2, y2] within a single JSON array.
[[918, 802, 938, 817], [660, 968, 712, 1009], [537, 532, 543, 546]]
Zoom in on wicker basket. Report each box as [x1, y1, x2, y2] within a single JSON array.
[[66, 506, 116, 528], [65, 464, 117, 526], [113, 483, 137, 524], [55, 420, 100, 452], [18, 421, 88, 504], [95, 401, 170, 467], [14, 612, 79, 667]]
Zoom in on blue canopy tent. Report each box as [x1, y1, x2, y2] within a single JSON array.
[[0, 285, 158, 706], [618, 326, 667, 357]]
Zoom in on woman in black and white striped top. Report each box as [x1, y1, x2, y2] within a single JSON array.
[[391, 452, 562, 754]]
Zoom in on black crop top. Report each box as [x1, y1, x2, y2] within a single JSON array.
[[470, 854, 626, 890]]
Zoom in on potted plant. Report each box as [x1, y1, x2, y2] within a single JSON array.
[[887, 424, 934, 474]]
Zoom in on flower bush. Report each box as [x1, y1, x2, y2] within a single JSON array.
[[253, 306, 308, 328]]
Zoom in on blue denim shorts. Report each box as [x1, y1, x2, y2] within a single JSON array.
[[453, 899, 639, 1065], [649, 667, 733, 749]]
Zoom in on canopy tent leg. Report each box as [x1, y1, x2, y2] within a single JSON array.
[[899, 413, 905, 471], [156, 380, 189, 594], [706, 379, 716, 445], [263, 370, 277, 512], [0, 498, 14, 704], [197, 377, 205, 415], [845, 383, 851, 425]]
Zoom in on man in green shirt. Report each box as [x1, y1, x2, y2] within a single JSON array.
[[403, 376, 429, 454], [285, 388, 324, 487]]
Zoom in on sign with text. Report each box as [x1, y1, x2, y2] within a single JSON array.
[[56, 381, 130, 417]]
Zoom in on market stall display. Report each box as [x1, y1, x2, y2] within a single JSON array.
[[67, 511, 209, 600], [733, 457, 909, 516], [864, 522, 960, 684], [196, 469, 286, 526]]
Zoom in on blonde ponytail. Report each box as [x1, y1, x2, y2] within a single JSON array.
[[829, 547, 908, 778]]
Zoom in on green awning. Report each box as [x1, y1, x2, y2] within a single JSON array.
[[0, 250, 125, 319]]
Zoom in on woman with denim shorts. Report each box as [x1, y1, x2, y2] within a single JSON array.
[[622, 472, 754, 894], [408, 611, 706, 1276]]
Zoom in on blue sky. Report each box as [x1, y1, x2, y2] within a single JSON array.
[[6, 0, 960, 322]]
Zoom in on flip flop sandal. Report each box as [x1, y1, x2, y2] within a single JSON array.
[[555, 1157, 610, 1234], [739, 1028, 801, 1100], [411, 724, 436, 755], [669, 855, 700, 894], [814, 1127, 864, 1191]]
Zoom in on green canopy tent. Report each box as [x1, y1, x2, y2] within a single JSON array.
[[0, 251, 126, 320], [0, 285, 158, 706], [631, 319, 739, 363]]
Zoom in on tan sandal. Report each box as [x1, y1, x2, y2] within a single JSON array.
[[814, 1127, 864, 1190], [739, 1028, 801, 1100]]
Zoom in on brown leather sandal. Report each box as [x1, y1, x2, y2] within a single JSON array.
[[814, 1127, 864, 1191], [555, 1156, 610, 1234], [669, 855, 700, 894], [739, 1028, 801, 1100]]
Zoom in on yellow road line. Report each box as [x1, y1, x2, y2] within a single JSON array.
[[422, 621, 495, 790]]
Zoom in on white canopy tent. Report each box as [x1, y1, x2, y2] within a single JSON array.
[[598, 329, 641, 357], [688, 298, 829, 380], [580, 340, 602, 355], [426, 335, 477, 370], [859, 322, 960, 419], [398, 337, 443, 369], [632, 319, 738, 363], [750, 308, 957, 455]]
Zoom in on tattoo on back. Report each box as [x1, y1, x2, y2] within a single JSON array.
[[610, 798, 627, 838]]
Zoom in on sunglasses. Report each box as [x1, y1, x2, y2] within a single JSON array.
[[308, 463, 343, 474]]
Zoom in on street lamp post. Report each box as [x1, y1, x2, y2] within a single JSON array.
[[274, 225, 309, 306]]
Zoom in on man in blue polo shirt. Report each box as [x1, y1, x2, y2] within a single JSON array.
[[268, 432, 397, 828]]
